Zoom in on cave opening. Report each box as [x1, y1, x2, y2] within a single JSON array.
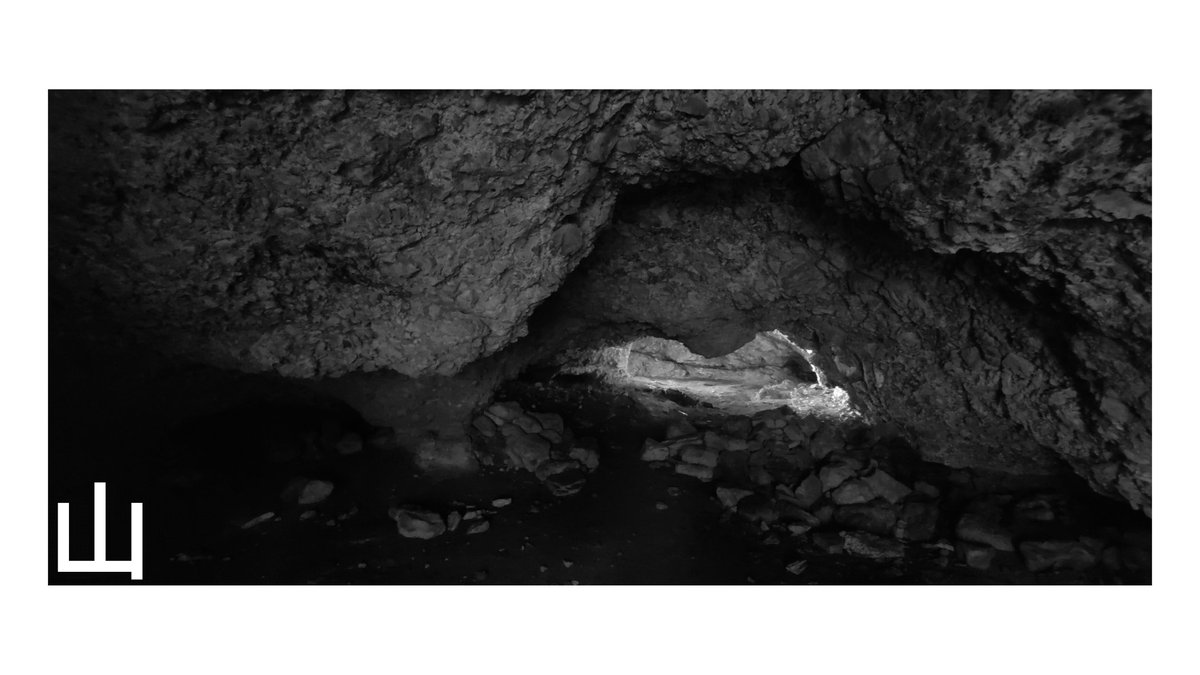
[[549, 329, 857, 420]]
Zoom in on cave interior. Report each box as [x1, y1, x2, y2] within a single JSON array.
[[48, 90, 1151, 584]]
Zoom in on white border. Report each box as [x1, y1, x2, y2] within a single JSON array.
[[4, 1, 1191, 673]]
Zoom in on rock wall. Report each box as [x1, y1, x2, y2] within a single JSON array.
[[48, 90, 1150, 513]]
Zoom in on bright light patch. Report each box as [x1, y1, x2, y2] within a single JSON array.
[[564, 330, 858, 420]]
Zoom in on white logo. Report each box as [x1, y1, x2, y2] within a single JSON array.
[[57, 482, 143, 580]]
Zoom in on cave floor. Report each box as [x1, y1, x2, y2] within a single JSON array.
[[147, 379, 1128, 585]]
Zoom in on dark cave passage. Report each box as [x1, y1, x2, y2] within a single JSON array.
[[81, 358, 1148, 585]]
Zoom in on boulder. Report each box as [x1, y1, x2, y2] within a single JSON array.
[[389, 507, 446, 539], [956, 513, 1014, 552], [545, 468, 588, 497], [415, 436, 480, 474], [737, 494, 779, 524], [666, 419, 698, 439], [1019, 540, 1099, 572], [842, 531, 905, 559], [640, 439, 670, 462], [787, 522, 816, 536], [959, 543, 997, 570], [725, 438, 750, 452], [472, 415, 499, 438], [242, 512, 275, 529], [568, 445, 600, 472], [764, 456, 805, 485], [298, 480, 334, 505], [505, 432, 552, 472], [793, 473, 824, 509], [529, 411, 565, 436], [703, 431, 729, 452], [894, 501, 939, 542], [716, 486, 755, 510], [511, 414, 543, 435], [956, 503, 1015, 552], [808, 427, 843, 461], [783, 422, 807, 443], [818, 457, 862, 493], [778, 503, 821, 528], [676, 462, 715, 482], [913, 481, 941, 499], [811, 531, 845, 555], [860, 469, 912, 504], [535, 459, 582, 483], [834, 501, 897, 536], [831, 479, 876, 505], [814, 504, 835, 526], [681, 445, 721, 468], [721, 416, 753, 439], [486, 402, 522, 421], [1012, 495, 1059, 524]]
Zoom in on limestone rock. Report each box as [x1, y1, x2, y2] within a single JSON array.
[[716, 486, 755, 510], [793, 473, 824, 509], [505, 432, 552, 472], [721, 416, 753, 439], [860, 469, 912, 504], [703, 431, 729, 452], [819, 457, 862, 493], [811, 532, 845, 555], [568, 445, 600, 472], [894, 501, 939, 543], [778, 503, 821, 529], [666, 419, 698, 439], [414, 436, 480, 474], [529, 411, 564, 436], [737, 495, 780, 524], [298, 480, 334, 505], [831, 479, 876, 505], [1019, 540, 1099, 572], [511, 414, 542, 435], [680, 445, 720, 468], [1012, 495, 1059, 524], [242, 512, 275, 530], [486, 402, 522, 422], [808, 428, 844, 462], [842, 531, 905, 559], [535, 459, 581, 483], [676, 462, 715, 482], [956, 497, 1015, 551], [959, 543, 997, 570], [640, 439, 670, 462], [913, 481, 941, 499], [389, 507, 446, 539], [544, 467, 587, 496], [834, 501, 898, 536]]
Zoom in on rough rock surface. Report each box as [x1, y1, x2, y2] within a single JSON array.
[[50, 90, 1150, 512]]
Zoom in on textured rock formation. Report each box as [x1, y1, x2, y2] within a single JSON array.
[[48, 90, 1150, 513], [621, 332, 813, 384]]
